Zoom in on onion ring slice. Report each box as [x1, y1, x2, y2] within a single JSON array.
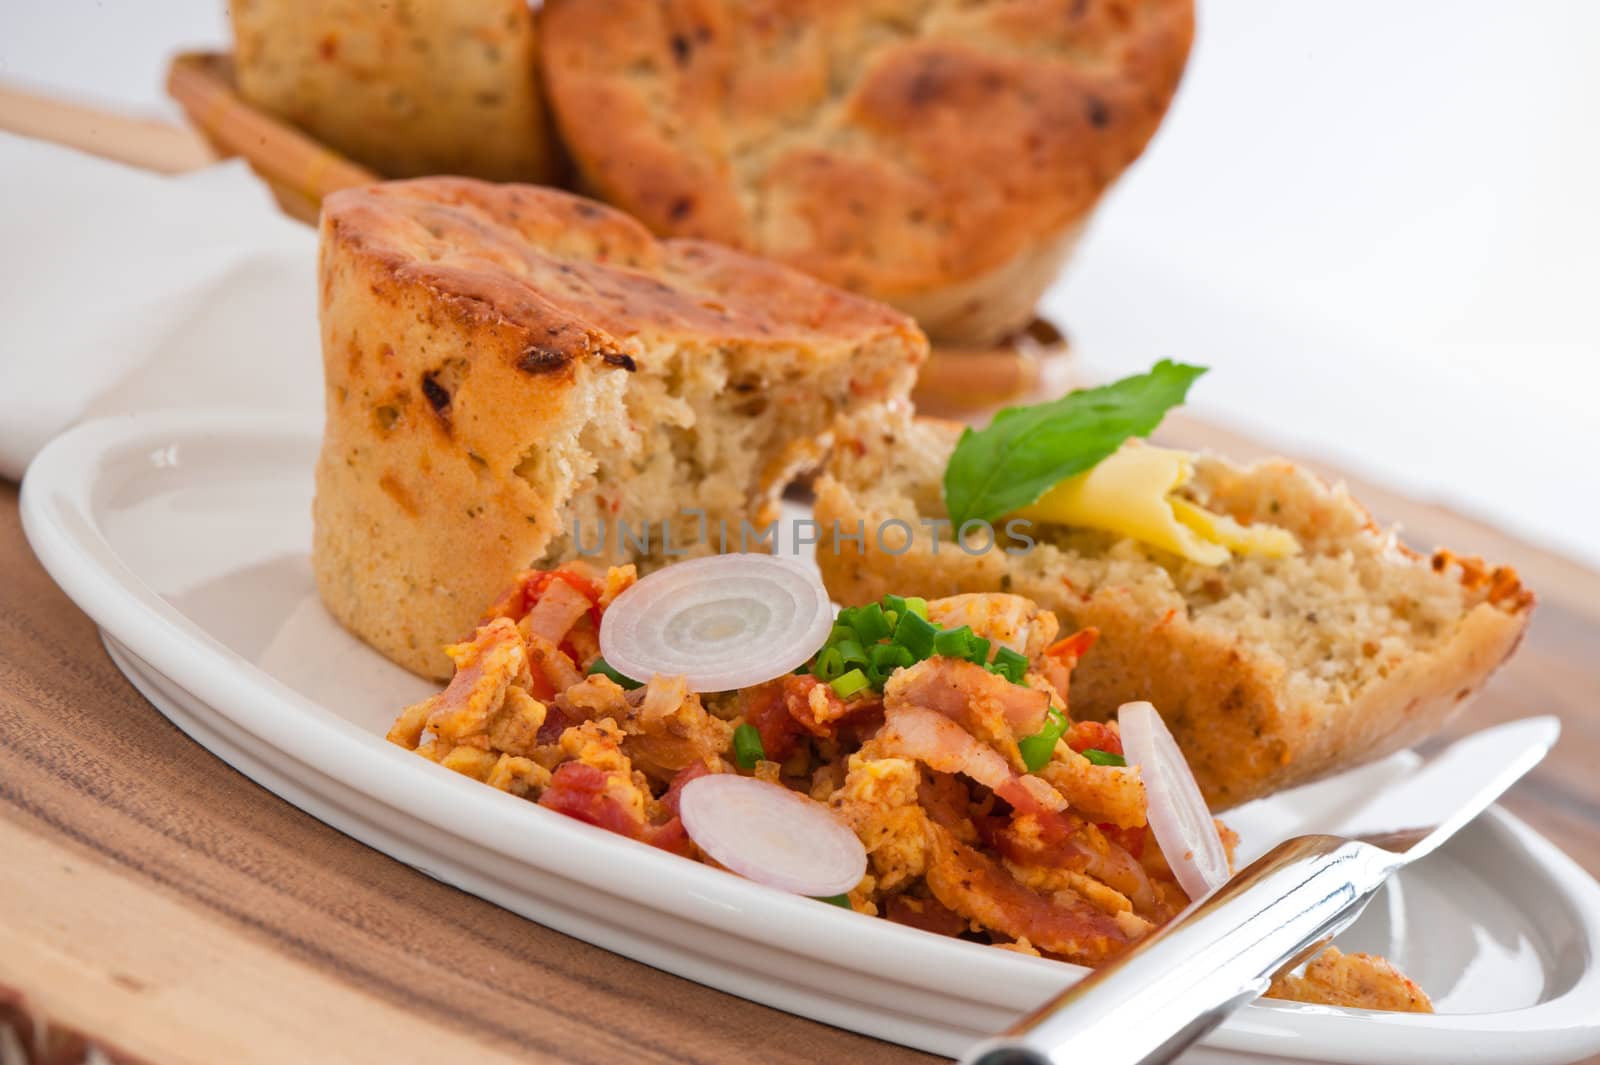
[[598, 553, 833, 692], [678, 774, 867, 898], [1119, 700, 1231, 902]]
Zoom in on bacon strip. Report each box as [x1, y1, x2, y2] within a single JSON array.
[[924, 823, 1131, 966]]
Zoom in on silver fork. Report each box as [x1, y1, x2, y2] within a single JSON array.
[[963, 716, 1561, 1065]]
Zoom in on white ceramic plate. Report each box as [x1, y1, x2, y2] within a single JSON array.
[[21, 411, 1600, 1065]]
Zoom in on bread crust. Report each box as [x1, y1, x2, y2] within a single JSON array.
[[315, 179, 923, 678], [814, 416, 1533, 808], [231, 0, 557, 183], [539, 0, 1193, 344]]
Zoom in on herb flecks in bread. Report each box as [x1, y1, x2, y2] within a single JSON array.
[[314, 178, 925, 680], [815, 410, 1533, 808], [231, 0, 558, 183]]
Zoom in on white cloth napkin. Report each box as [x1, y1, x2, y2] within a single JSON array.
[[0, 131, 322, 480]]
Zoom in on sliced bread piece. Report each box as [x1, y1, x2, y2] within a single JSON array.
[[814, 412, 1533, 808], [315, 179, 924, 679]]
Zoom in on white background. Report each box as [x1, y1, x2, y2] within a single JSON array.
[[1, 1, 1596, 567]]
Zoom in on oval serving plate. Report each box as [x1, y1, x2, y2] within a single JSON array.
[[21, 411, 1600, 1065]]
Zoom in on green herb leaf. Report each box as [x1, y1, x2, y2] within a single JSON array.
[[941, 360, 1209, 527], [732, 723, 766, 769], [588, 656, 643, 690], [1018, 708, 1069, 773], [1081, 747, 1127, 767], [815, 893, 852, 908]]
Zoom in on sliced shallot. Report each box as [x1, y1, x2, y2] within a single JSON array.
[[599, 554, 833, 692], [1118, 701, 1231, 902], [678, 774, 867, 898]]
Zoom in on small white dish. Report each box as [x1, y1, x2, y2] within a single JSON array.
[[21, 411, 1600, 1064]]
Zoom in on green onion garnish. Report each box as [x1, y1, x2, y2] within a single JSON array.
[[832, 638, 868, 668], [732, 723, 766, 769], [851, 602, 892, 645], [831, 668, 870, 699], [989, 646, 1030, 684], [933, 625, 973, 659], [812, 646, 846, 682], [1018, 708, 1069, 772], [805, 592, 1051, 698], [1081, 748, 1127, 767], [588, 656, 643, 690], [892, 610, 938, 659], [815, 893, 852, 908]]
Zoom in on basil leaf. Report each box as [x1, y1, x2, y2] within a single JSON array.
[[941, 360, 1208, 527]]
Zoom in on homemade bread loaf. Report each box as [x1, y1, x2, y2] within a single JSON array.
[[231, 0, 556, 182], [814, 412, 1534, 808], [539, 0, 1193, 346], [315, 178, 924, 679]]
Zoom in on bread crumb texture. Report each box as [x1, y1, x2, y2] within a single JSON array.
[[815, 412, 1533, 808], [314, 179, 924, 678]]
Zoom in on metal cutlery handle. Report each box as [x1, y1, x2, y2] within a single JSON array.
[[963, 834, 1399, 1065]]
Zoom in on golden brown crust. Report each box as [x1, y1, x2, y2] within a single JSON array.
[[814, 415, 1534, 808], [231, 0, 557, 183], [539, 0, 1194, 343], [315, 178, 924, 678]]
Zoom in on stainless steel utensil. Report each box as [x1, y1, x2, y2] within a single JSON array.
[[963, 716, 1561, 1065]]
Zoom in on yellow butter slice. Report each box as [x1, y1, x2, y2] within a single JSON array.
[[1014, 444, 1297, 565]]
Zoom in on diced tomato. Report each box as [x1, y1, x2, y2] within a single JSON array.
[[538, 762, 644, 838], [1065, 720, 1123, 757], [661, 760, 713, 817], [886, 895, 970, 938], [1045, 628, 1098, 668], [741, 680, 807, 763], [641, 816, 693, 857], [1098, 822, 1146, 860], [538, 762, 694, 856], [979, 803, 1090, 871], [783, 674, 883, 740], [479, 566, 603, 629]]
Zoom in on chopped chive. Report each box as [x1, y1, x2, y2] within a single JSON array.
[[829, 622, 856, 644], [815, 893, 851, 908], [1081, 748, 1127, 767], [812, 646, 846, 682], [588, 656, 643, 690], [967, 635, 991, 665], [990, 647, 1029, 684], [851, 603, 891, 644], [865, 643, 914, 687], [833, 638, 868, 667], [881, 594, 908, 622], [892, 611, 938, 658], [933, 625, 974, 659], [903, 596, 928, 620], [1019, 708, 1069, 772], [831, 668, 870, 699], [732, 723, 766, 769]]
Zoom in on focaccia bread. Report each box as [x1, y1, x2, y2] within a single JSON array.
[[231, 0, 556, 183], [539, 0, 1193, 346], [315, 178, 924, 679], [813, 412, 1534, 808]]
